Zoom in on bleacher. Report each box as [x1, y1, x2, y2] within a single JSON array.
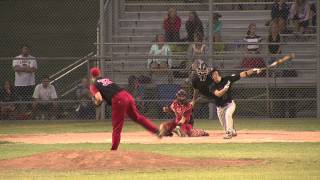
[[105, 0, 317, 88]]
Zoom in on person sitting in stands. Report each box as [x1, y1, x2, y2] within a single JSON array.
[[75, 77, 95, 119], [187, 33, 208, 72], [184, 11, 204, 42], [241, 23, 266, 76], [163, 7, 182, 42], [271, 0, 290, 33], [0, 81, 16, 120], [290, 0, 311, 34], [147, 34, 172, 69], [268, 21, 282, 64], [127, 75, 145, 112], [32, 76, 58, 120]]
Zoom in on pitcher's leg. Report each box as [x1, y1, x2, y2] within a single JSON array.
[[111, 98, 126, 150], [126, 94, 158, 133]]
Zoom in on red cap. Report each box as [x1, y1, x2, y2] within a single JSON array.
[[90, 67, 101, 77]]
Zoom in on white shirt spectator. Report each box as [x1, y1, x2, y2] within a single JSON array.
[[12, 55, 37, 86], [147, 44, 172, 68], [33, 84, 57, 101]]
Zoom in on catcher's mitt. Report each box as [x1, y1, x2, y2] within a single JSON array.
[[159, 120, 177, 137]]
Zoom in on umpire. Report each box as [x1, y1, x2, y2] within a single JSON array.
[[190, 63, 215, 125]]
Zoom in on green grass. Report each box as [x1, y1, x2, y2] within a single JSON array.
[[0, 118, 319, 135], [0, 143, 319, 180], [0, 119, 319, 179]]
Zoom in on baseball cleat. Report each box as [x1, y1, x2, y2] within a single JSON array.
[[172, 127, 182, 137], [172, 126, 187, 137], [223, 131, 233, 139], [232, 129, 237, 137]]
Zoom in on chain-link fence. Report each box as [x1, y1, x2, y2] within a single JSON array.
[[100, 0, 319, 120], [0, 0, 98, 120], [0, 0, 319, 120]]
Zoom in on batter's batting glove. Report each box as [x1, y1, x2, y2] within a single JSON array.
[[224, 81, 231, 90], [253, 68, 262, 74], [95, 101, 102, 107]]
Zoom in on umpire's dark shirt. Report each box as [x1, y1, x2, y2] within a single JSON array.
[[192, 75, 214, 98], [209, 74, 240, 107]]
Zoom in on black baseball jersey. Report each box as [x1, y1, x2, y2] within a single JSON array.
[[209, 74, 240, 107], [90, 77, 123, 105], [192, 74, 214, 98]]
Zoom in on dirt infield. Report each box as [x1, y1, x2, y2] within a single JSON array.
[[0, 130, 319, 144], [0, 151, 261, 171]]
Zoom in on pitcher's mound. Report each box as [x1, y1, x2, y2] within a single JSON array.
[[0, 151, 260, 171]]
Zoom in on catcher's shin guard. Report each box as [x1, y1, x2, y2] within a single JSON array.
[[189, 128, 209, 137]]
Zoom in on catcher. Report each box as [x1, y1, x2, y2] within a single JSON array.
[[159, 89, 209, 137]]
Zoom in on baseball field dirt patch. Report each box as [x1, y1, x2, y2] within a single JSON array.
[[0, 151, 261, 171], [0, 130, 319, 144]]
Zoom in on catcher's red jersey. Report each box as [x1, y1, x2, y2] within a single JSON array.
[[170, 100, 193, 124]]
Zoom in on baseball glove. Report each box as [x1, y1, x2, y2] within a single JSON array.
[[159, 120, 177, 137]]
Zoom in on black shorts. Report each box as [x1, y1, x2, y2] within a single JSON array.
[[36, 103, 54, 111], [15, 86, 34, 101], [299, 20, 309, 28]]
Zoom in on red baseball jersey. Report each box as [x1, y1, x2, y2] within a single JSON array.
[[170, 100, 193, 124]]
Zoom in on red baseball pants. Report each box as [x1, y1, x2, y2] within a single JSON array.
[[111, 90, 158, 150]]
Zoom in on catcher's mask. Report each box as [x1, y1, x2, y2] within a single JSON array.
[[176, 89, 189, 105], [196, 63, 209, 81]]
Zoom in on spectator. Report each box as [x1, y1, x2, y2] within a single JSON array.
[[163, 7, 181, 42], [290, 0, 311, 34], [268, 21, 282, 63], [187, 33, 207, 72], [271, 0, 290, 33], [206, 13, 223, 43], [147, 34, 172, 69], [241, 23, 266, 75], [32, 76, 58, 119], [212, 13, 224, 52], [243, 23, 262, 53], [267, 22, 297, 118], [205, 13, 224, 52], [127, 75, 145, 112], [310, 0, 317, 31], [75, 77, 95, 119], [184, 11, 204, 42], [12, 45, 37, 102], [0, 81, 16, 120]]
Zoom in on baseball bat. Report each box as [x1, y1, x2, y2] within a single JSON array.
[[260, 53, 295, 71]]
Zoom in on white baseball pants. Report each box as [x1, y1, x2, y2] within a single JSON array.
[[216, 101, 236, 132]]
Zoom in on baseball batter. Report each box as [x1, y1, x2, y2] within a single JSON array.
[[89, 67, 161, 150], [209, 68, 261, 139]]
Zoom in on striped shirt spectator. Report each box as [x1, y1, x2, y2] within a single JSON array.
[[243, 23, 262, 53]]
